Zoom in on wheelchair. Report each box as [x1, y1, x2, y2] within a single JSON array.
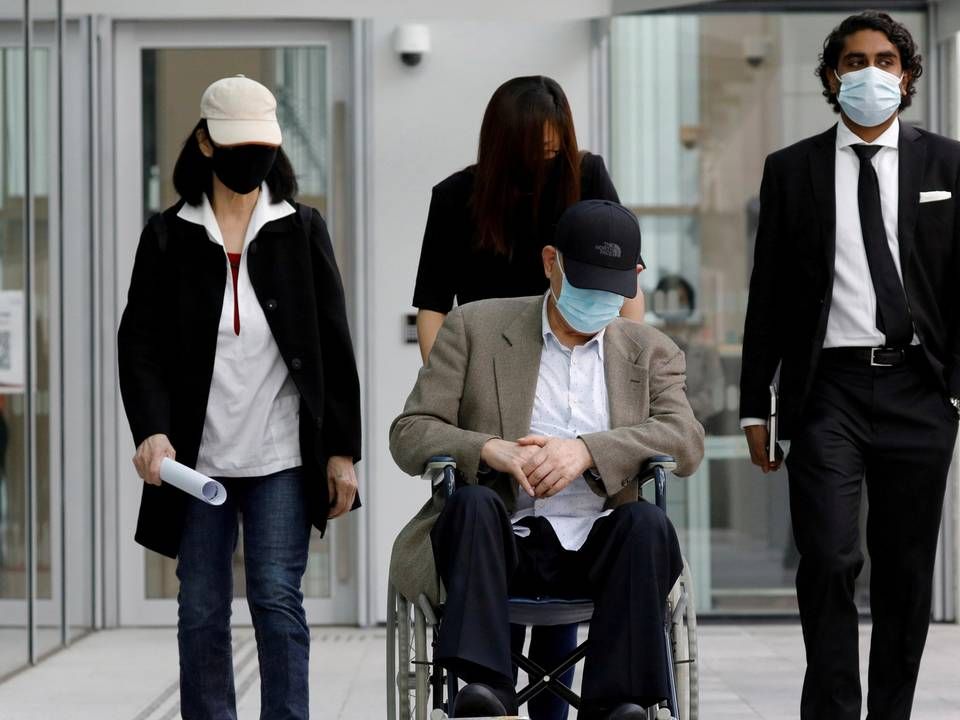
[[386, 455, 699, 720]]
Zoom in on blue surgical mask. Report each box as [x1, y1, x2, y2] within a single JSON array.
[[835, 66, 903, 128], [551, 256, 625, 334]]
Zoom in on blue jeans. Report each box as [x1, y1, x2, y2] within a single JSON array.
[[176, 467, 311, 720]]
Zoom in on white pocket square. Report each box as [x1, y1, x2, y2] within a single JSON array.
[[920, 190, 952, 203]]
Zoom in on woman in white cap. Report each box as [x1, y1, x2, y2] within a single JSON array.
[[118, 75, 361, 719]]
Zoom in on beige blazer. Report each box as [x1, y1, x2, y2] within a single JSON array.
[[388, 295, 705, 604]]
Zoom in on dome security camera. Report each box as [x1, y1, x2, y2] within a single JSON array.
[[743, 36, 770, 69], [395, 24, 431, 67]]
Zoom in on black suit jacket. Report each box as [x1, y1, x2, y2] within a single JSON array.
[[118, 202, 362, 558], [740, 122, 960, 438]]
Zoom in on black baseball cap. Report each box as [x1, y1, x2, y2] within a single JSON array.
[[553, 200, 643, 298]]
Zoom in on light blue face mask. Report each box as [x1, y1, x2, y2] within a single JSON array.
[[551, 256, 625, 334], [835, 66, 903, 128]]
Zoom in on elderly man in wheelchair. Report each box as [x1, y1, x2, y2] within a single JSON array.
[[389, 200, 705, 720]]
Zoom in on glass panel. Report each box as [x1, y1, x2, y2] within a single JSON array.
[[613, 11, 927, 614], [0, 0, 29, 677], [61, 17, 94, 643], [141, 46, 333, 601], [31, 0, 61, 657]]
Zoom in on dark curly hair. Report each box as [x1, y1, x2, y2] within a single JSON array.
[[815, 11, 922, 115]]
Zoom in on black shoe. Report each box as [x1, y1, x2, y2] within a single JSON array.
[[606, 703, 649, 720], [451, 683, 510, 717]]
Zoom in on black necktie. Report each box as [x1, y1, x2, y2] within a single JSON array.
[[852, 144, 913, 347]]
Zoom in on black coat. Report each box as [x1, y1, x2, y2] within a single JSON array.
[[412, 152, 620, 312], [740, 122, 960, 438], [118, 202, 362, 558]]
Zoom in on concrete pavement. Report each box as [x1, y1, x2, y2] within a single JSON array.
[[0, 622, 958, 719]]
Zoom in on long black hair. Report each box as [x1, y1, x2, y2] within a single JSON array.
[[470, 76, 581, 255], [172, 119, 298, 205], [816, 11, 922, 114]]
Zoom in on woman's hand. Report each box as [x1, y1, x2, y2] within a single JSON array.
[[327, 456, 358, 519], [133, 434, 176, 486]]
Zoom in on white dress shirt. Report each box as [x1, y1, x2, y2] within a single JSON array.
[[511, 295, 612, 551], [178, 184, 303, 478], [825, 117, 916, 348], [742, 118, 914, 429]]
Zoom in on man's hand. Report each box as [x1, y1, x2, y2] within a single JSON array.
[[480, 439, 540, 497], [517, 435, 594, 498], [133, 433, 176, 486], [744, 425, 782, 473], [327, 456, 358, 519]]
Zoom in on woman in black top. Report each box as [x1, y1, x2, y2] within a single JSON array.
[[414, 75, 643, 364], [411, 75, 640, 720]]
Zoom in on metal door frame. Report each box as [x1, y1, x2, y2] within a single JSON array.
[[108, 18, 363, 627]]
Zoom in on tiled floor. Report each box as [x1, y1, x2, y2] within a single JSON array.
[[0, 622, 958, 719]]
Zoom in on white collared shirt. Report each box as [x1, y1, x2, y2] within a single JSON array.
[[511, 294, 612, 551], [826, 117, 917, 348], [742, 118, 914, 430], [178, 184, 302, 478]]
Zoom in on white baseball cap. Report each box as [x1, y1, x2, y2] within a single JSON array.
[[200, 75, 282, 147]]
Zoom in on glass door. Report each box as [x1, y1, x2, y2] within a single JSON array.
[[0, 1, 30, 677], [0, 1, 77, 670], [112, 20, 358, 626]]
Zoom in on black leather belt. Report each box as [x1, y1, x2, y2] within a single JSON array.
[[821, 346, 922, 367]]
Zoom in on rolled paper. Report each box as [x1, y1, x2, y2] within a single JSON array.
[[159, 458, 227, 506]]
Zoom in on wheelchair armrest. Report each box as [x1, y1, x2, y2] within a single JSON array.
[[636, 455, 677, 513], [637, 455, 677, 486], [422, 455, 458, 498]]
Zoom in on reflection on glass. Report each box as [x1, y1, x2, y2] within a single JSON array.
[[140, 46, 333, 601], [0, 2, 29, 678], [613, 11, 926, 614], [31, 6, 59, 658]]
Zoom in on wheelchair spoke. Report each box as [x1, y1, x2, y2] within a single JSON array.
[[414, 606, 430, 720], [396, 593, 414, 720], [666, 560, 699, 720], [387, 585, 398, 720]]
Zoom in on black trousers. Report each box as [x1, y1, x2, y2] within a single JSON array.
[[786, 352, 957, 720], [430, 484, 683, 711]]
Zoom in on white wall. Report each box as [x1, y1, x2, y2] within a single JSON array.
[[365, 18, 595, 622], [61, 0, 611, 20], [60, 0, 709, 21]]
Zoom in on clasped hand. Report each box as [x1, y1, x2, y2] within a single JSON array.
[[479, 435, 594, 498]]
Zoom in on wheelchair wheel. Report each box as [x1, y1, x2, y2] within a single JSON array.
[[387, 583, 432, 720], [668, 560, 699, 720]]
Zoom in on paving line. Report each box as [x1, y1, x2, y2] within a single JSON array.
[[131, 633, 257, 720], [159, 636, 260, 720], [129, 679, 180, 720]]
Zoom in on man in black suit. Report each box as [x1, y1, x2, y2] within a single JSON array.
[[740, 12, 959, 720]]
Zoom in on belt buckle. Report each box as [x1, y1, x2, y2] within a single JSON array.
[[870, 347, 895, 367]]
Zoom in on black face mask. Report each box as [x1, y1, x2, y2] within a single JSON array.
[[211, 144, 278, 195]]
